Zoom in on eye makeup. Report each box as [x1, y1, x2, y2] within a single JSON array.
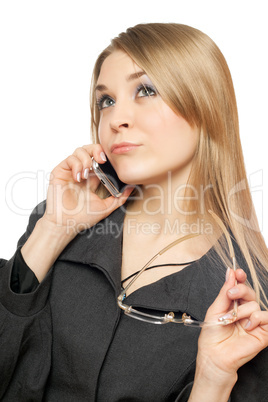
[[96, 94, 115, 110], [96, 82, 158, 111], [136, 83, 157, 98]]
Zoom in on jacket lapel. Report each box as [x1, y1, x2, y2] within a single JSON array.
[[56, 205, 227, 321], [57, 207, 125, 294]]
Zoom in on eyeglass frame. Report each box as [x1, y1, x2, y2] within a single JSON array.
[[117, 210, 238, 328]]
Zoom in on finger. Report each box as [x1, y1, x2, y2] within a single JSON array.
[[206, 268, 237, 317], [227, 283, 256, 303], [73, 147, 94, 179], [73, 145, 107, 180], [60, 155, 84, 182], [218, 300, 260, 324], [235, 268, 247, 284], [87, 171, 103, 193], [243, 310, 268, 333], [81, 144, 107, 165]]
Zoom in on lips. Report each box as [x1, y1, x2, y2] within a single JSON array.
[[111, 142, 140, 154]]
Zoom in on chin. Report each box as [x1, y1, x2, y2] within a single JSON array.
[[115, 160, 158, 186], [117, 171, 145, 186]]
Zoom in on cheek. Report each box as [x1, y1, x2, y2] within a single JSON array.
[[141, 104, 194, 146], [134, 107, 170, 143], [97, 116, 109, 150], [164, 107, 198, 144], [164, 107, 189, 133]]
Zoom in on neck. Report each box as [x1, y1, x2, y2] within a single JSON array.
[[125, 170, 202, 237]]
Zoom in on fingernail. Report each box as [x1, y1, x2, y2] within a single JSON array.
[[84, 168, 89, 179], [218, 313, 234, 322], [244, 319, 251, 330], [228, 287, 239, 295], [77, 172, 81, 182], [100, 152, 107, 162], [225, 267, 230, 282]]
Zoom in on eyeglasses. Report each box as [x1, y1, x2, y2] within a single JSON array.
[[117, 210, 238, 328]]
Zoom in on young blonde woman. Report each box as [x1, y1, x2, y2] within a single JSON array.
[[0, 23, 267, 401]]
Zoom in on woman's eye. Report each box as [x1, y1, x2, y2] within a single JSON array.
[[97, 96, 115, 110], [136, 85, 156, 98]]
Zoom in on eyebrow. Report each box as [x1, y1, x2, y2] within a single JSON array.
[[127, 70, 146, 81], [95, 70, 146, 92]]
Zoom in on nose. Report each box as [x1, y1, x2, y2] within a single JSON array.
[[109, 102, 134, 133], [110, 121, 129, 131]]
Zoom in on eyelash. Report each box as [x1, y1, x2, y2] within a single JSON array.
[[96, 84, 157, 111], [136, 84, 157, 98], [96, 95, 115, 111]]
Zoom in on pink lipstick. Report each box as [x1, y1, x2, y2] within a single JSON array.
[[111, 142, 140, 154]]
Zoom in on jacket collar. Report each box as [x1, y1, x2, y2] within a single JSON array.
[[58, 207, 125, 295], [126, 246, 226, 321], [57, 206, 226, 321]]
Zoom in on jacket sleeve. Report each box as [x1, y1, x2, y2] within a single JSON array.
[[0, 200, 53, 401], [174, 382, 193, 401], [11, 248, 40, 293]]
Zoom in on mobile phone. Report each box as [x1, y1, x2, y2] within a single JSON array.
[[92, 158, 127, 197]]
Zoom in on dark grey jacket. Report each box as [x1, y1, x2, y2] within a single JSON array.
[[0, 201, 267, 401]]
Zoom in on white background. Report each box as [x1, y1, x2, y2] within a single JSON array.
[[0, 0, 267, 259]]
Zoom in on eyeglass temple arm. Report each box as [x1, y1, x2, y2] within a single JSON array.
[[118, 233, 201, 300]]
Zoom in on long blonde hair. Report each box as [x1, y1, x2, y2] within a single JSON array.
[[90, 23, 268, 307]]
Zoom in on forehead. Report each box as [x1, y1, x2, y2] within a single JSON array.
[[97, 50, 141, 83]]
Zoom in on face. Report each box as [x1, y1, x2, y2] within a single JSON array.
[[96, 50, 199, 187]]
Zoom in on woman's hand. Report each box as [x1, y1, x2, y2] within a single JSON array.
[[190, 268, 268, 401], [21, 144, 133, 282], [188, 269, 268, 401], [43, 144, 133, 235]]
